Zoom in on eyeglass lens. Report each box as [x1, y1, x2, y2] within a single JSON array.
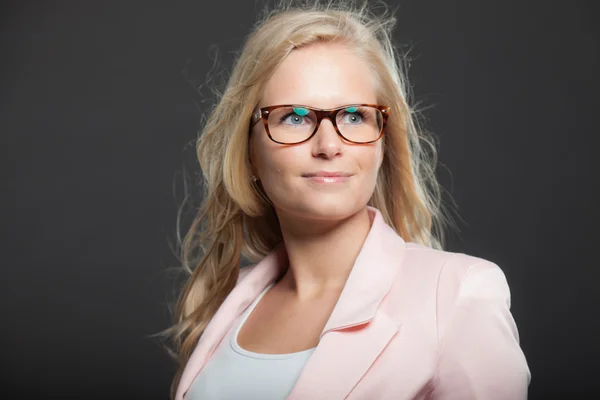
[[266, 106, 383, 143]]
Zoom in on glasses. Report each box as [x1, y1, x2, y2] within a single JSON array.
[[250, 104, 390, 144]]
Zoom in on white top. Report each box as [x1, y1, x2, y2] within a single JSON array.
[[187, 283, 317, 400]]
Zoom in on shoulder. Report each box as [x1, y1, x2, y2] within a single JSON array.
[[403, 242, 495, 272], [381, 242, 513, 336], [401, 242, 509, 296], [385, 243, 512, 316], [236, 264, 257, 286]]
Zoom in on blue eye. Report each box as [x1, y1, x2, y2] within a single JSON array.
[[341, 107, 365, 124], [279, 107, 311, 125]]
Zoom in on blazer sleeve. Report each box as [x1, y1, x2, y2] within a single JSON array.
[[432, 260, 531, 399]]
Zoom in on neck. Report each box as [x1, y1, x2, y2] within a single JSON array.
[[275, 206, 373, 301]]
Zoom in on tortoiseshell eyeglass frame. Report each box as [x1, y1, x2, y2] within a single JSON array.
[[249, 104, 390, 145]]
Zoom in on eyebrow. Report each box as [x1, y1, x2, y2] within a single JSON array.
[[258, 101, 377, 109]]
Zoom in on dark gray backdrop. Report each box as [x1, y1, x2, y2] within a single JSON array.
[[2, 0, 598, 399]]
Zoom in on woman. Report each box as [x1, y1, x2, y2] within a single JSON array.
[[162, 1, 531, 399]]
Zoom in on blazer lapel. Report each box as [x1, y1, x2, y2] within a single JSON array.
[[177, 206, 406, 400], [287, 313, 401, 399], [287, 206, 406, 399]]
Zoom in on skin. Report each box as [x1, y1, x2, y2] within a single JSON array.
[[249, 42, 384, 302]]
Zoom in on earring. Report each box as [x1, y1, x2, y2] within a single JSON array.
[[251, 175, 258, 182]]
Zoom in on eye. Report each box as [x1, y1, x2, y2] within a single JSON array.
[[340, 107, 366, 124], [280, 107, 311, 125]]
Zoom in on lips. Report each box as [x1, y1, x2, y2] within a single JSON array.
[[302, 171, 353, 184], [305, 176, 350, 183], [302, 171, 353, 178]]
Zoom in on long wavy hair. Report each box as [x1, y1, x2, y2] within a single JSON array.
[[158, 1, 454, 398]]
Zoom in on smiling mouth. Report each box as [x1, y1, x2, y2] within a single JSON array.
[[301, 171, 353, 178], [303, 175, 352, 183]]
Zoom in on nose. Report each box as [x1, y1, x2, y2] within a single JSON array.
[[311, 117, 343, 159]]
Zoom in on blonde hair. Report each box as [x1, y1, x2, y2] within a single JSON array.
[[158, 1, 454, 398]]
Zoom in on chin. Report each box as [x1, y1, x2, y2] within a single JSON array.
[[283, 199, 365, 221]]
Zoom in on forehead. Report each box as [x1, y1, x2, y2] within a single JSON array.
[[260, 42, 378, 108]]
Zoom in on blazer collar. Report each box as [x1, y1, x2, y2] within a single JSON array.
[[288, 206, 406, 398], [177, 206, 406, 400], [232, 206, 405, 333], [320, 206, 405, 335]]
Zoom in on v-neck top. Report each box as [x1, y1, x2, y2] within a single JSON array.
[[186, 283, 317, 399]]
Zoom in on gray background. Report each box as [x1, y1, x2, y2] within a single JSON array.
[[2, 0, 598, 398]]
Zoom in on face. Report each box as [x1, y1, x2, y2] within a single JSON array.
[[249, 42, 384, 223]]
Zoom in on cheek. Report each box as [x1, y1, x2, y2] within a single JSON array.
[[358, 145, 383, 176], [253, 140, 303, 182], [264, 148, 304, 179]]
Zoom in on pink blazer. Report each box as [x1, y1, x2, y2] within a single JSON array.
[[175, 207, 531, 399]]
